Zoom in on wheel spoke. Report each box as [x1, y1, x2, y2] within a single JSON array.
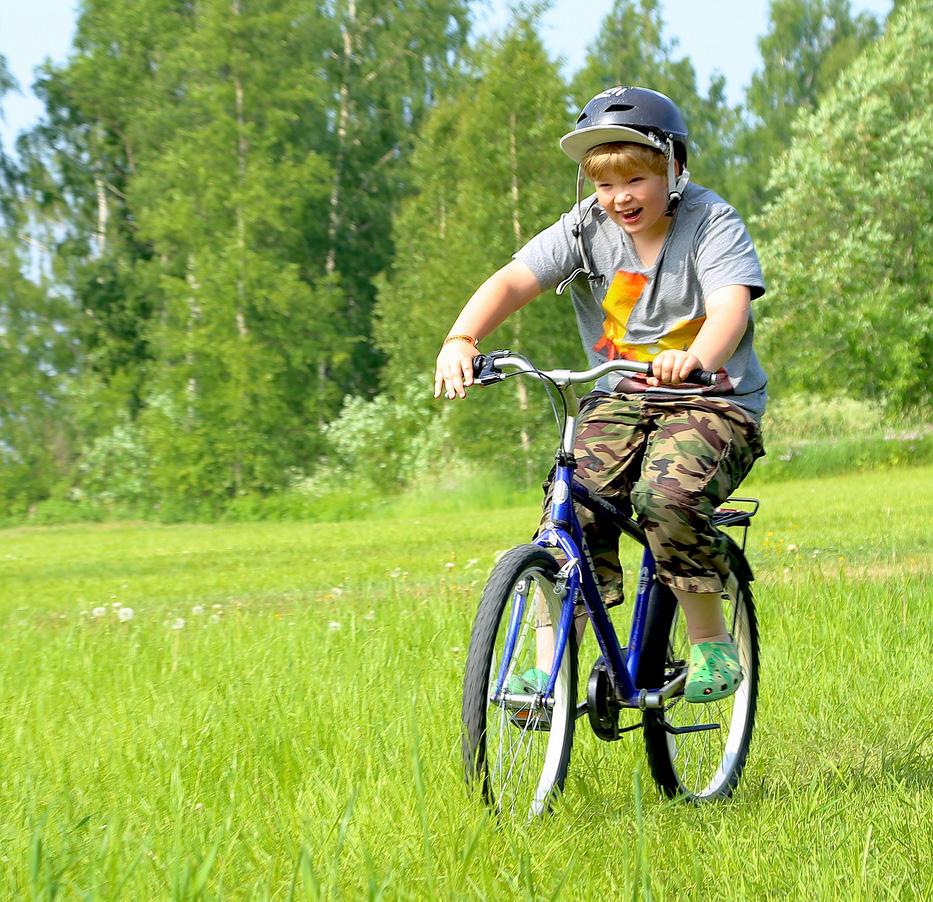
[[645, 575, 758, 800], [463, 548, 577, 818]]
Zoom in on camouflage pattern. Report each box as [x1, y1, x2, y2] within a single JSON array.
[[539, 392, 764, 606]]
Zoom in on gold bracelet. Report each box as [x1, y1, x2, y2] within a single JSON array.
[[443, 334, 478, 347]]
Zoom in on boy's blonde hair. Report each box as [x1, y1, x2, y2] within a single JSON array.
[[581, 142, 666, 182]]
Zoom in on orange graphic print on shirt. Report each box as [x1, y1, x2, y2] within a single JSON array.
[[593, 269, 706, 362]]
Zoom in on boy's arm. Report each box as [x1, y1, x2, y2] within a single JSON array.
[[648, 284, 751, 386], [435, 260, 542, 400]]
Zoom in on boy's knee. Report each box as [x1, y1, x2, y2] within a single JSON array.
[[631, 477, 691, 522]]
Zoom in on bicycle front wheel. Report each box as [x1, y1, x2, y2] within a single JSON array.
[[462, 545, 578, 817], [641, 561, 759, 800]]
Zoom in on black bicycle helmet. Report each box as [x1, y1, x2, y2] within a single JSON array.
[[560, 86, 688, 168]]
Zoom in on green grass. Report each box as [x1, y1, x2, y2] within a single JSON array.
[[1, 468, 931, 898]]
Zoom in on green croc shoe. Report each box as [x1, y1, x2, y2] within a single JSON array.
[[684, 640, 743, 703], [507, 667, 549, 694]]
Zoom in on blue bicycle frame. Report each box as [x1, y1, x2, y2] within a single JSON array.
[[483, 353, 685, 712]]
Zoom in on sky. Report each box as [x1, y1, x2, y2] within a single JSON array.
[[1, 0, 894, 152]]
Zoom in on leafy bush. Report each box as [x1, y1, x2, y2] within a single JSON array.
[[72, 417, 155, 509], [762, 393, 885, 442], [309, 383, 456, 492]]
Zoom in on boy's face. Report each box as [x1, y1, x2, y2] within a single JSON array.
[[593, 164, 669, 238]]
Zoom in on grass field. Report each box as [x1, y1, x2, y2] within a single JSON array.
[[1, 467, 931, 899]]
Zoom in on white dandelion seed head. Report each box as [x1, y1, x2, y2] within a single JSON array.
[[91, 607, 107, 618], [327, 621, 342, 631], [170, 618, 186, 630], [209, 614, 221, 624], [191, 604, 205, 616], [330, 587, 344, 596], [445, 561, 455, 569], [117, 607, 134, 622]]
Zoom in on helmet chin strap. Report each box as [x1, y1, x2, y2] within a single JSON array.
[[558, 138, 690, 294], [665, 136, 690, 216], [556, 165, 601, 295]]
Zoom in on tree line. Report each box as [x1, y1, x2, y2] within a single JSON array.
[[0, 0, 928, 520]]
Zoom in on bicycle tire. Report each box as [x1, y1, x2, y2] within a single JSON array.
[[462, 544, 578, 817], [640, 548, 759, 800]]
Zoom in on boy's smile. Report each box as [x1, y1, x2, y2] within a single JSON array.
[[594, 166, 671, 242]]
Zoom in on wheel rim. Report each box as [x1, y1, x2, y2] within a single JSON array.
[[485, 565, 572, 817], [661, 578, 753, 798]]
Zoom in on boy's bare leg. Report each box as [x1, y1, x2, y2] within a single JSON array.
[[672, 588, 730, 643], [533, 590, 588, 673]]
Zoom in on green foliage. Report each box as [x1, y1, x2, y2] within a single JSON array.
[[71, 415, 153, 508], [0, 243, 75, 518], [730, 0, 882, 215], [1, 0, 924, 522], [314, 382, 455, 490], [375, 13, 584, 481], [756, 0, 932, 413], [763, 392, 885, 440]]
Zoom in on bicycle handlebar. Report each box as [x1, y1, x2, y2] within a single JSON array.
[[472, 351, 718, 388]]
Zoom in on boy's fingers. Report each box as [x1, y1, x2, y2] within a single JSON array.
[[461, 359, 473, 386]]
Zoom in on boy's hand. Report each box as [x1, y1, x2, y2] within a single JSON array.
[[434, 340, 479, 399], [647, 350, 704, 386]]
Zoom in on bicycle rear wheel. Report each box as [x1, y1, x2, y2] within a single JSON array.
[[462, 544, 577, 817], [641, 557, 759, 800]]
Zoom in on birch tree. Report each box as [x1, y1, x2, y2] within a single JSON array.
[[376, 15, 584, 479]]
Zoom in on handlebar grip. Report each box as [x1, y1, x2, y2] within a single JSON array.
[[472, 353, 506, 385], [645, 363, 718, 387], [686, 368, 718, 387]]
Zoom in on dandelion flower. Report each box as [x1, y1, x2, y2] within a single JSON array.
[[209, 614, 221, 624], [117, 607, 134, 622], [445, 561, 455, 569], [91, 607, 107, 618], [327, 621, 342, 631], [170, 618, 186, 630], [330, 587, 344, 596], [191, 604, 205, 616]]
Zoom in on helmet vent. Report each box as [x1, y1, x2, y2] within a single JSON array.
[[604, 103, 635, 112]]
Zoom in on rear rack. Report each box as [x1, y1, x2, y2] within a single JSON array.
[[712, 497, 760, 551]]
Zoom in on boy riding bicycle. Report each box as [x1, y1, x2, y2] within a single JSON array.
[[435, 87, 767, 703]]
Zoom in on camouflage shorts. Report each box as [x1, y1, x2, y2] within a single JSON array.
[[538, 392, 765, 604]]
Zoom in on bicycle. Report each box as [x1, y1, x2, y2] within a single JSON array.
[[461, 350, 760, 817]]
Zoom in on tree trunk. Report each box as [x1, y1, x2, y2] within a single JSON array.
[[185, 254, 201, 424], [95, 175, 108, 257], [326, 0, 356, 279], [231, 0, 249, 494]]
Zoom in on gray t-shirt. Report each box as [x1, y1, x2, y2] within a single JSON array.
[[514, 181, 768, 420]]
